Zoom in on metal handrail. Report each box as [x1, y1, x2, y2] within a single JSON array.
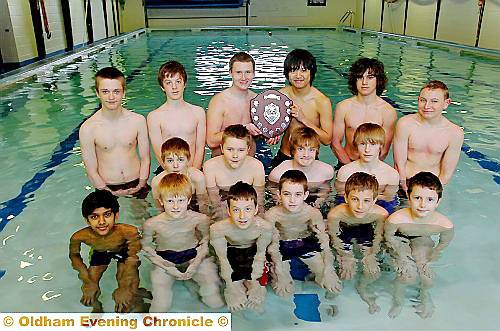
[[339, 10, 354, 27]]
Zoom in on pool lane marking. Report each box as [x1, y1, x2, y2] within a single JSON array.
[[0, 38, 173, 233], [318, 60, 500, 185]]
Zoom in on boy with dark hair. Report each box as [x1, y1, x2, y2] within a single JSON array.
[[271, 49, 333, 168], [151, 137, 208, 214], [265, 170, 341, 297], [327, 172, 387, 314], [385, 172, 454, 319], [210, 182, 273, 311], [331, 57, 397, 167], [204, 124, 265, 220], [69, 190, 144, 312], [80, 67, 150, 198], [148, 60, 206, 170], [142, 173, 224, 312], [335, 123, 399, 212], [394, 80, 463, 191]]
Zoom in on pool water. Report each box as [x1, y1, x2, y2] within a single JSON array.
[[0, 28, 499, 330]]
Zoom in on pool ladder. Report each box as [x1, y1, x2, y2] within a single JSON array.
[[339, 10, 354, 27]]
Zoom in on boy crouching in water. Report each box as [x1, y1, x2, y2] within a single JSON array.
[[142, 173, 224, 312], [69, 190, 145, 312], [265, 170, 341, 297], [327, 172, 387, 314], [385, 172, 454, 319], [210, 182, 273, 311]]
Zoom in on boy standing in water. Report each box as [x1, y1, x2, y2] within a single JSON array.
[[331, 57, 397, 167], [148, 61, 206, 171], [335, 123, 399, 212], [265, 170, 341, 298], [327, 172, 387, 314], [142, 173, 224, 312], [203, 124, 265, 220], [385, 172, 454, 319], [151, 137, 208, 214], [271, 49, 333, 168], [79, 67, 150, 198], [393, 80, 463, 191], [210, 182, 273, 311], [69, 190, 143, 312]]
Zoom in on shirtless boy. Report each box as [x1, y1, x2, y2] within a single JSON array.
[[148, 61, 206, 171], [210, 182, 273, 311], [69, 190, 143, 312], [271, 49, 333, 168], [268, 127, 333, 210], [335, 123, 399, 212], [393, 80, 464, 191], [151, 137, 208, 214], [331, 58, 397, 167], [206, 52, 260, 157], [79, 67, 150, 198], [142, 173, 224, 312], [327, 172, 387, 314], [265, 170, 341, 298], [385, 172, 454, 319], [203, 124, 265, 220]]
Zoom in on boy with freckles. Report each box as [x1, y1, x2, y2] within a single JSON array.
[[203, 124, 265, 220], [265, 170, 341, 298], [210, 182, 273, 311], [327, 172, 387, 314]]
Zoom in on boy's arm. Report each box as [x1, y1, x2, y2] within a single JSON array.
[[141, 222, 175, 269], [193, 171, 209, 215], [431, 227, 454, 261], [69, 232, 92, 284], [253, 161, 266, 216], [439, 129, 464, 185], [393, 119, 410, 191], [326, 211, 347, 257], [206, 96, 224, 149], [210, 224, 233, 284], [370, 213, 388, 255], [309, 210, 334, 266], [250, 223, 273, 281], [79, 125, 108, 190], [331, 103, 351, 164], [147, 112, 164, 169], [380, 105, 397, 160], [185, 216, 211, 274], [136, 117, 151, 188], [193, 109, 207, 169], [116, 226, 141, 291]]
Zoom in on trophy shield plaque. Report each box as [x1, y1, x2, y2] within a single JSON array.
[[250, 89, 293, 138]]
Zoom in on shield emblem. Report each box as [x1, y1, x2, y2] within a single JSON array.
[[250, 89, 293, 138], [264, 103, 280, 125]]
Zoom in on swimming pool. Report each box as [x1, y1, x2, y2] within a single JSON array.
[[0, 28, 499, 330]]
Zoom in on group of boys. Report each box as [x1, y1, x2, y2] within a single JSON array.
[[70, 49, 462, 318]]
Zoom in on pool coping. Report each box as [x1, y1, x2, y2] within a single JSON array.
[[0, 29, 147, 88]]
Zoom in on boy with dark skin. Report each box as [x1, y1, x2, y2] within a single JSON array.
[[69, 190, 143, 312]]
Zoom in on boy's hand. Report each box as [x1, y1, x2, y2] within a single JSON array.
[[320, 267, 342, 294], [265, 135, 281, 145], [362, 254, 381, 279], [81, 282, 100, 306], [112, 287, 133, 313], [244, 123, 263, 136], [224, 283, 247, 312]]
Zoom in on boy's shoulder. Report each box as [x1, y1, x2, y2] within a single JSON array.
[[255, 216, 273, 231], [371, 204, 389, 218], [432, 211, 454, 229], [387, 208, 411, 223], [185, 210, 210, 223], [268, 160, 292, 182], [337, 162, 358, 182], [152, 171, 167, 185], [187, 167, 204, 180], [313, 160, 334, 178], [114, 223, 139, 234], [70, 226, 93, 240], [204, 156, 223, 169], [327, 203, 349, 220]]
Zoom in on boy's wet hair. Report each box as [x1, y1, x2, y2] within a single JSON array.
[[157, 60, 188, 87], [228, 181, 257, 207], [279, 169, 308, 192], [229, 52, 255, 71], [345, 172, 379, 200], [407, 171, 443, 199], [421, 80, 449, 99], [95, 67, 125, 90], [161, 137, 191, 162], [222, 124, 252, 146], [284, 49, 317, 85], [290, 127, 320, 157], [158, 173, 193, 200], [82, 190, 119, 218], [348, 58, 387, 96], [353, 123, 386, 148]]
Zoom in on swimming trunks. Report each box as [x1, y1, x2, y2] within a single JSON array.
[[270, 150, 293, 169], [338, 221, 374, 250], [227, 244, 257, 281], [107, 179, 151, 199], [156, 247, 197, 265], [153, 165, 163, 176], [375, 198, 399, 214], [279, 234, 322, 261], [89, 245, 128, 266]]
